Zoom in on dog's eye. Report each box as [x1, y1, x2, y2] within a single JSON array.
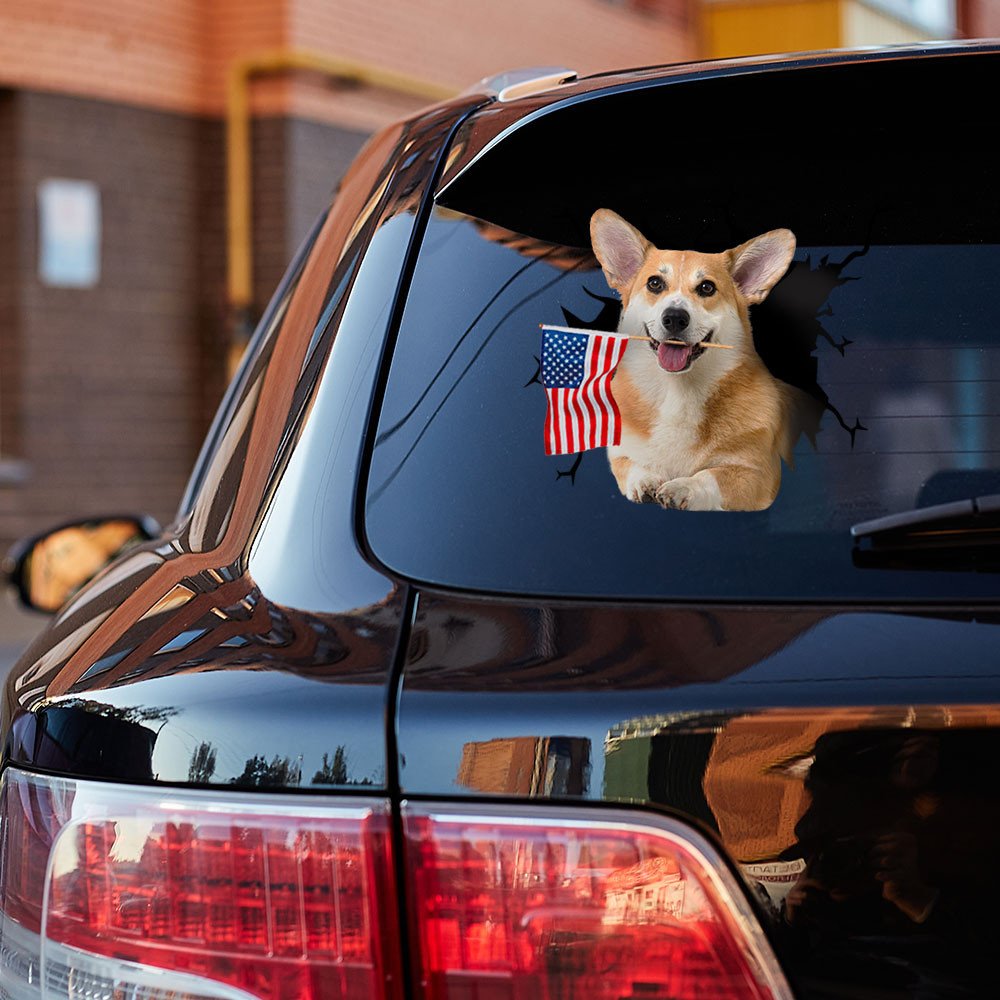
[[696, 279, 717, 297], [646, 275, 665, 294]]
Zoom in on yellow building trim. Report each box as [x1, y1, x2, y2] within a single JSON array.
[[703, 0, 842, 59], [225, 50, 455, 353], [701, 0, 937, 60]]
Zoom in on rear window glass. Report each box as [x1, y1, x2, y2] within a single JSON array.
[[365, 55, 1000, 601]]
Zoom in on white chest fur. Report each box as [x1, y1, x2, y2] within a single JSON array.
[[611, 340, 737, 480]]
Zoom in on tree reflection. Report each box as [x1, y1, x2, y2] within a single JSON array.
[[187, 741, 217, 783], [54, 698, 178, 729], [311, 748, 348, 785], [225, 747, 379, 788], [230, 754, 302, 788], [310, 746, 375, 787]]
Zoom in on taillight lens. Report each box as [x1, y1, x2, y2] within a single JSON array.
[[0, 767, 401, 1000], [0, 768, 788, 1000], [403, 804, 790, 1000]]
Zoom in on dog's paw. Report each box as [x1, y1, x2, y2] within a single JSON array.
[[655, 474, 723, 511], [623, 467, 664, 504]]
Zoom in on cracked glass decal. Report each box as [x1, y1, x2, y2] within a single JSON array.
[[536, 210, 827, 512]]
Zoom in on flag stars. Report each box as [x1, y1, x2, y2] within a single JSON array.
[[542, 331, 589, 388]]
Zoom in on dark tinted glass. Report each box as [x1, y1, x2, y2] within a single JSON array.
[[365, 57, 1000, 600]]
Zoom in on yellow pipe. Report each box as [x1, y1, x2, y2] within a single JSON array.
[[225, 50, 456, 353], [226, 60, 252, 318]]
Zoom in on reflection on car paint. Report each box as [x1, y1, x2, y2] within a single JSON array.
[[456, 735, 591, 797], [8, 575, 401, 788]]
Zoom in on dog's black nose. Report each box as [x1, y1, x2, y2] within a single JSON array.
[[661, 308, 690, 334]]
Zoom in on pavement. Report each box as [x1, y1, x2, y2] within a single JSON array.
[[0, 594, 46, 680]]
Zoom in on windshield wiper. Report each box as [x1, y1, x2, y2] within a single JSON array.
[[851, 494, 1000, 571]]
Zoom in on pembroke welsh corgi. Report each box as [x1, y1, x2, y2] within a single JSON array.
[[590, 208, 817, 511]]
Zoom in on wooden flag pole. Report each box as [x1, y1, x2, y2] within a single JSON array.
[[539, 323, 734, 349]]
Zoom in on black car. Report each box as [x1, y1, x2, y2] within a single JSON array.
[[2, 43, 999, 1000]]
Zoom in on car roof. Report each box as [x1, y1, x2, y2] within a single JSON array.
[[438, 39, 1000, 196]]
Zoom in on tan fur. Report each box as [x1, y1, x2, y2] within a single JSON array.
[[690, 362, 787, 509], [610, 456, 633, 494], [590, 209, 815, 512], [699, 365, 786, 461]]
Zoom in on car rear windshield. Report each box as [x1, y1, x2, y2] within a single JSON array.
[[364, 53, 1000, 601]]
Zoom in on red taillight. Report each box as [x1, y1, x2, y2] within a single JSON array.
[[0, 768, 402, 999], [403, 804, 789, 1000], [0, 769, 788, 1000]]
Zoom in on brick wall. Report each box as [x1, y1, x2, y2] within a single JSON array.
[[252, 117, 369, 311], [193, 118, 230, 431], [0, 0, 696, 547], [0, 88, 372, 545], [0, 0, 207, 114], [276, 0, 695, 131], [0, 94, 22, 464], [292, 0, 691, 84], [0, 0, 695, 130], [0, 92, 206, 537], [960, 0, 1000, 37]]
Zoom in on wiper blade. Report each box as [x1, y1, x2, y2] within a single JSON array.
[[851, 493, 1000, 572], [852, 494, 1000, 541]]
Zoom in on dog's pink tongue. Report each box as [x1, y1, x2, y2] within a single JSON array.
[[657, 341, 692, 372]]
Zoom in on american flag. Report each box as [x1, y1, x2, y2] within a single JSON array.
[[541, 325, 628, 456]]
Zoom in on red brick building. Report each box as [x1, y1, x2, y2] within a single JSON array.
[[0, 1, 695, 545]]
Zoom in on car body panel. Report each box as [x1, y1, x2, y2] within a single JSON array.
[[7, 588, 397, 787], [398, 592, 1000, 804], [2, 94, 487, 790]]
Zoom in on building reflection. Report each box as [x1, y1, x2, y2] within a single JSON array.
[[406, 597, 826, 694], [604, 856, 687, 926], [604, 713, 719, 829], [603, 704, 1000, 992], [457, 736, 590, 797]]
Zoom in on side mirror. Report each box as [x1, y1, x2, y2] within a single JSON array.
[[4, 515, 161, 614]]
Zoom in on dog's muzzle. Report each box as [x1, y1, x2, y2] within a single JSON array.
[[646, 324, 714, 373]]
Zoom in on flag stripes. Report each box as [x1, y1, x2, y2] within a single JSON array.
[[541, 327, 628, 456]]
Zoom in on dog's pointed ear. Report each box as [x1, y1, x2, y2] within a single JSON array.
[[590, 209, 650, 292], [728, 229, 796, 305]]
